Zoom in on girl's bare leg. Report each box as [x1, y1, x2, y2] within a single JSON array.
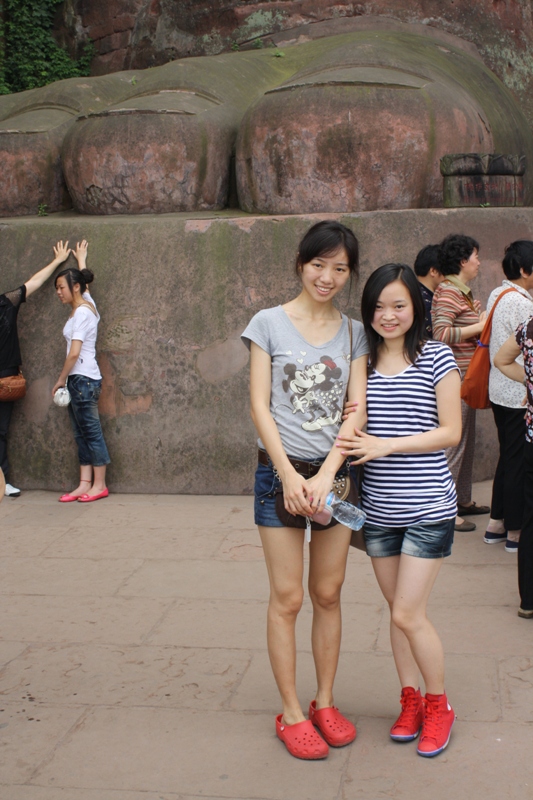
[[371, 555, 420, 689], [308, 524, 352, 708], [68, 464, 93, 498], [85, 464, 107, 496], [258, 525, 306, 725], [373, 555, 445, 694]]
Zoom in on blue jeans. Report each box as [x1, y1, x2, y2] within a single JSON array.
[[67, 375, 110, 467], [364, 518, 455, 559]]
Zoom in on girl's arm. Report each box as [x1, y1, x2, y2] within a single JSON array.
[[51, 339, 82, 397], [306, 354, 367, 511], [25, 241, 71, 297], [337, 368, 461, 464], [71, 240, 88, 269], [494, 335, 525, 384], [249, 342, 314, 517]]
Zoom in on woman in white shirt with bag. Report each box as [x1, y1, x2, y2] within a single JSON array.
[[52, 241, 110, 503], [485, 241, 533, 551]]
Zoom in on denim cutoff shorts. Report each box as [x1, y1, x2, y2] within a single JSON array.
[[363, 517, 455, 559], [254, 451, 357, 528]]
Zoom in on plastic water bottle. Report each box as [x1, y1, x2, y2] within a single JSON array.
[[312, 491, 366, 530]]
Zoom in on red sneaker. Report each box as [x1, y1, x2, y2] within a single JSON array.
[[390, 687, 424, 742], [417, 693, 455, 757]]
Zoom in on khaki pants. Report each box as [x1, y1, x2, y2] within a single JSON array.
[[446, 399, 476, 507]]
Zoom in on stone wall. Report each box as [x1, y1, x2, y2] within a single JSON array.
[[55, 0, 533, 126], [1, 206, 529, 494]]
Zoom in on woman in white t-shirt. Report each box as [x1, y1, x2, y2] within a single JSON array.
[[241, 221, 368, 760], [52, 241, 110, 503], [339, 264, 461, 758], [485, 241, 533, 551]]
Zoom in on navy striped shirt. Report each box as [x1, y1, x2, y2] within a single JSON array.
[[362, 340, 458, 526]]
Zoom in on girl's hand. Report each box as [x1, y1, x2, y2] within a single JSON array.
[[473, 299, 482, 314], [341, 399, 359, 421], [281, 470, 314, 517], [305, 472, 335, 514], [479, 310, 487, 324], [336, 427, 392, 464], [53, 241, 71, 264], [73, 240, 88, 265], [51, 379, 66, 398]]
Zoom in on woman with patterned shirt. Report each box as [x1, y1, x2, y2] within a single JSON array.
[[485, 242, 533, 552], [431, 234, 488, 532], [495, 317, 533, 618]]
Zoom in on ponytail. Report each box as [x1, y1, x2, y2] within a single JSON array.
[[55, 267, 94, 294]]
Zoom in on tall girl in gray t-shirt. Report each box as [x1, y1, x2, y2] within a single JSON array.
[[241, 221, 368, 760]]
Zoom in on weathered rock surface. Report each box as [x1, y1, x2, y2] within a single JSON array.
[[55, 1, 533, 128], [1, 30, 532, 216], [236, 32, 533, 213]]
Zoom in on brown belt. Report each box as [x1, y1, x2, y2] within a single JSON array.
[[258, 448, 325, 478]]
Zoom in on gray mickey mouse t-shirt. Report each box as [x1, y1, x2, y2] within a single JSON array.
[[242, 305, 368, 460]]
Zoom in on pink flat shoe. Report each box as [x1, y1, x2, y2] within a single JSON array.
[[78, 488, 109, 503], [59, 493, 82, 503]]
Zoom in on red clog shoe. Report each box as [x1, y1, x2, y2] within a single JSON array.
[[308, 700, 356, 747], [275, 714, 328, 760]]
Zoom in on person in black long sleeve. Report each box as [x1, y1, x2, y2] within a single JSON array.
[[0, 241, 71, 496], [414, 244, 444, 339]]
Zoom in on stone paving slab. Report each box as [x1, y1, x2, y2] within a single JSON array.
[[0, 644, 251, 711], [343, 719, 533, 800], [1, 481, 532, 799], [34, 707, 351, 799]]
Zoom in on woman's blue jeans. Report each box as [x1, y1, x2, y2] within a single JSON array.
[[67, 374, 110, 467]]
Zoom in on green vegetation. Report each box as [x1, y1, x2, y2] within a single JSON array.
[[0, 0, 94, 95]]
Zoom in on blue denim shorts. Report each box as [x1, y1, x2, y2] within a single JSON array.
[[254, 453, 357, 528], [363, 518, 455, 559]]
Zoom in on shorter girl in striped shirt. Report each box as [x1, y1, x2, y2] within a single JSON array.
[[338, 264, 461, 758]]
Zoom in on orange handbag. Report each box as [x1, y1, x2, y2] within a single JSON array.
[[460, 288, 517, 409], [0, 370, 26, 402]]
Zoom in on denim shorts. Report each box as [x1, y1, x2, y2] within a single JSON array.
[[254, 453, 357, 528], [363, 517, 455, 559]]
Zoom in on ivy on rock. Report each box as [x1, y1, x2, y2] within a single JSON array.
[[0, 0, 93, 94]]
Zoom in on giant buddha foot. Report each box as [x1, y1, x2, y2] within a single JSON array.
[[0, 25, 531, 216]]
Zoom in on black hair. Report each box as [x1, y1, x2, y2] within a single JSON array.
[[295, 220, 359, 277], [502, 240, 533, 280], [414, 244, 441, 277], [361, 263, 426, 372], [438, 234, 479, 276], [54, 267, 94, 294]]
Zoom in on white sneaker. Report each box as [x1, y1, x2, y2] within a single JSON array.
[[4, 483, 21, 497]]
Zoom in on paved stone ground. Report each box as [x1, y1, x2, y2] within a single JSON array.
[[0, 481, 531, 800]]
